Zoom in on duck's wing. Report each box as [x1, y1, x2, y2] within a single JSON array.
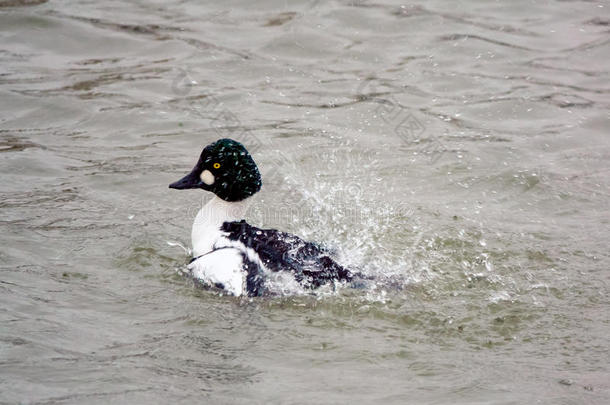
[[220, 220, 352, 288]]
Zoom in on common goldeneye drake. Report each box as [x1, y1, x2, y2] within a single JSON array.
[[169, 138, 353, 296]]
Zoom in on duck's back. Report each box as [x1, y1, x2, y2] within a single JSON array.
[[220, 220, 353, 288]]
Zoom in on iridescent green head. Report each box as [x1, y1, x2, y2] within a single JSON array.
[[169, 138, 262, 202]]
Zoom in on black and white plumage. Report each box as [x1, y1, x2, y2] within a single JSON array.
[[170, 138, 353, 297], [221, 220, 352, 290]]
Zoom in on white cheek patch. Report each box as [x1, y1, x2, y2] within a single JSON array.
[[200, 170, 215, 185]]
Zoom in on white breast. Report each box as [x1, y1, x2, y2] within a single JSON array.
[[191, 196, 250, 257], [188, 248, 246, 296]]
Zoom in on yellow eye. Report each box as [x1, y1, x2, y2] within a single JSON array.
[[213, 163, 221, 169]]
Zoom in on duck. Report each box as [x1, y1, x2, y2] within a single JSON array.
[[169, 138, 353, 297]]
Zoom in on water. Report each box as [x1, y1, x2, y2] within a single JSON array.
[[1, 0, 609, 403]]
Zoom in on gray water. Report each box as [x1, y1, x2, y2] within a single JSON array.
[[1, 0, 609, 403]]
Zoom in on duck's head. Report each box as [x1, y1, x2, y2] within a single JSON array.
[[169, 138, 262, 202]]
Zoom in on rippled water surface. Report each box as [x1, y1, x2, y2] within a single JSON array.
[[1, 0, 609, 403]]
